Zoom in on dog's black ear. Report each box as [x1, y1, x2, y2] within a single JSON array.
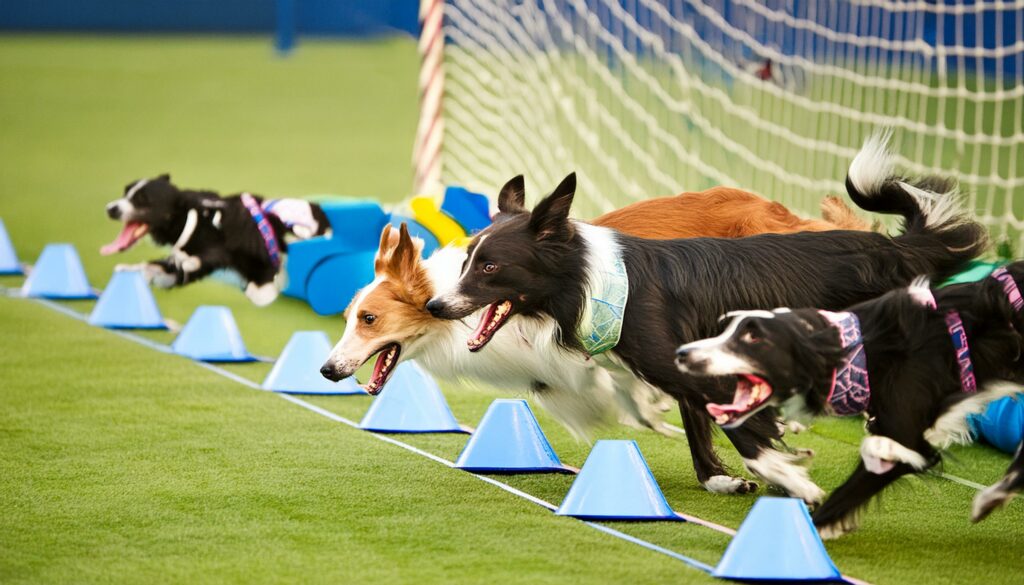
[[157, 173, 171, 183], [496, 175, 526, 215], [529, 172, 576, 241]]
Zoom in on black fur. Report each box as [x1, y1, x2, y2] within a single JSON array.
[[104, 175, 329, 294], [427, 162, 988, 495], [679, 262, 1024, 532]]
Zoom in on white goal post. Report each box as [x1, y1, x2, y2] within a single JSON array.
[[414, 0, 1024, 250]]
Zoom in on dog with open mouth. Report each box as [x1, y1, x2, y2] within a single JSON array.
[[103, 174, 330, 305], [319, 184, 869, 435], [676, 264, 1024, 537], [424, 132, 988, 501]]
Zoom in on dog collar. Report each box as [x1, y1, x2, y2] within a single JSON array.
[[578, 251, 629, 356], [991, 267, 1023, 312], [819, 310, 871, 416], [241, 193, 281, 269]]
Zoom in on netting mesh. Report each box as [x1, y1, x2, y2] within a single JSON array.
[[438, 0, 1024, 248]]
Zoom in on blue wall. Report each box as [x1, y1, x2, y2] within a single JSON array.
[[0, 0, 419, 37]]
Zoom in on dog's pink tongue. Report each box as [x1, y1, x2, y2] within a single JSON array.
[[101, 222, 147, 255], [706, 402, 744, 418], [470, 303, 499, 341]]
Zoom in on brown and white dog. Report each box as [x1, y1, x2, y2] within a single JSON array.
[[320, 184, 870, 438]]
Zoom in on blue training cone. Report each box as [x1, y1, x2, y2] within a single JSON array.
[[88, 270, 166, 329], [0, 218, 22, 274], [359, 361, 464, 433], [262, 331, 364, 395], [712, 497, 842, 582], [21, 243, 96, 299], [171, 305, 255, 362], [556, 440, 679, 520], [456, 399, 569, 473]]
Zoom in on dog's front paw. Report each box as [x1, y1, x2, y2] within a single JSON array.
[[115, 262, 147, 273], [704, 475, 759, 495], [817, 515, 860, 540], [245, 282, 279, 306]]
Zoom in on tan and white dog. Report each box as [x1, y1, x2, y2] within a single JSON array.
[[320, 181, 872, 440]]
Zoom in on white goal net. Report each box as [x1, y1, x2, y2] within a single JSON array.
[[424, 0, 1024, 250]]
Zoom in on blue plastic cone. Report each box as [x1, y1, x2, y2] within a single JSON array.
[[21, 243, 96, 299], [556, 440, 679, 520], [88, 270, 166, 329], [712, 497, 842, 581], [171, 305, 255, 362], [0, 218, 22, 274], [455, 399, 569, 473], [359, 361, 464, 433], [262, 331, 364, 395]]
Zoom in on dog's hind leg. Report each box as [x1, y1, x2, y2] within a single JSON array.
[[813, 460, 913, 539], [972, 442, 1024, 523]]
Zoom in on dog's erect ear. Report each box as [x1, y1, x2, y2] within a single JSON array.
[[374, 225, 399, 273], [393, 223, 418, 267], [157, 173, 171, 183], [497, 175, 526, 215], [529, 172, 576, 241]]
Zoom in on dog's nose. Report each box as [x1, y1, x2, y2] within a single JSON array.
[[106, 203, 121, 220], [320, 363, 340, 382], [425, 299, 445, 317]]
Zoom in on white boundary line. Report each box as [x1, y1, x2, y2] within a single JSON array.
[[25, 296, 728, 577]]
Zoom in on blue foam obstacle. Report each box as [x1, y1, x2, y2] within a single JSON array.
[[359, 361, 465, 433], [969, 394, 1024, 454], [303, 250, 377, 316], [88, 270, 166, 329], [441, 186, 492, 235], [262, 331, 364, 395], [712, 497, 842, 582], [555, 440, 679, 520], [21, 243, 96, 299], [0, 218, 22, 274], [455, 399, 569, 473], [171, 305, 256, 362]]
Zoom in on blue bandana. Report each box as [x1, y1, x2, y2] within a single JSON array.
[[819, 310, 871, 416], [578, 252, 629, 355]]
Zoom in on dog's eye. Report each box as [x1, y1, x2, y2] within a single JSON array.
[[482, 261, 498, 274], [740, 331, 760, 344], [362, 314, 377, 325]]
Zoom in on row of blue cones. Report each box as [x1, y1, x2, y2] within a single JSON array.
[[2, 230, 844, 582]]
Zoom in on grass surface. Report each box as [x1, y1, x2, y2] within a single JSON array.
[[1, 35, 1022, 585]]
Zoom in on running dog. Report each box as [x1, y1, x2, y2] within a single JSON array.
[[320, 183, 869, 436], [424, 133, 988, 501], [676, 264, 1024, 536], [103, 174, 330, 305]]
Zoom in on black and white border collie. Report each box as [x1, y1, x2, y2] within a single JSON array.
[[103, 174, 330, 305], [676, 264, 1024, 536], [425, 133, 988, 502]]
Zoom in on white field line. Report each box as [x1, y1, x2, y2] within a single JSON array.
[[23, 296, 726, 577]]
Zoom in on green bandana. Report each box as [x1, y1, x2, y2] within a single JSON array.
[[578, 251, 629, 355]]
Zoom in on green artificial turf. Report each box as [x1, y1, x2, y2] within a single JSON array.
[[1, 35, 1022, 585]]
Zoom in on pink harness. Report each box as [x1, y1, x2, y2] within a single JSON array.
[[819, 310, 871, 416], [240, 193, 282, 269]]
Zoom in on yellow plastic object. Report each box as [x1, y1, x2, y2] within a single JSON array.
[[410, 195, 466, 246], [449, 236, 473, 249]]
